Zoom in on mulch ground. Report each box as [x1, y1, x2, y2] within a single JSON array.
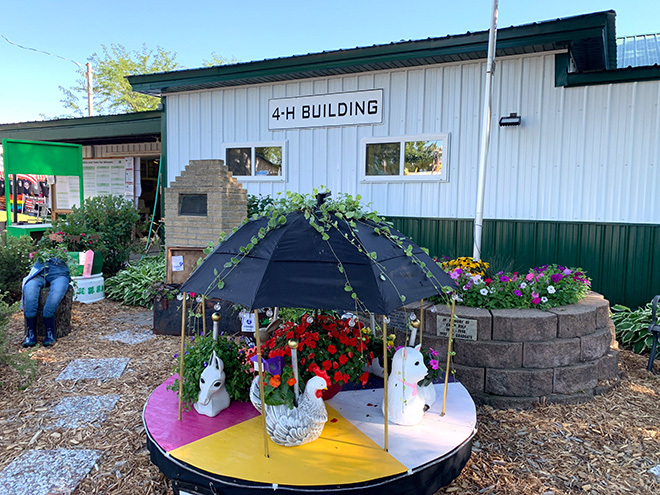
[[0, 300, 659, 495]]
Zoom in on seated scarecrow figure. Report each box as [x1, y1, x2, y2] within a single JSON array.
[[22, 233, 72, 347]]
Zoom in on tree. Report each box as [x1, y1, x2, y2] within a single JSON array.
[[59, 43, 182, 116], [203, 51, 238, 67]]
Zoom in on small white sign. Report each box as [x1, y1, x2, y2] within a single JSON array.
[[171, 255, 184, 272], [436, 316, 478, 341], [268, 89, 383, 130], [241, 314, 256, 333]]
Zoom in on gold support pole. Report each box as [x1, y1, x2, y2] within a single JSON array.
[[201, 295, 207, 337], [254, 309, 270, 458], [441, 299, 456, 416], [177, 292, 187, 420], [419, 299, 424, 347], [382, 315, 389, 452]]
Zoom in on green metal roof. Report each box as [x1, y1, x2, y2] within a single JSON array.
[[0, 111, 161, 145], [128, 11, 617, 97]]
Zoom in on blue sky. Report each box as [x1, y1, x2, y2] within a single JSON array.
[[1, 0, 658, 124]]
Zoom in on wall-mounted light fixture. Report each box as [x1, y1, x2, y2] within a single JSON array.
[[499, 112, 521, 127]]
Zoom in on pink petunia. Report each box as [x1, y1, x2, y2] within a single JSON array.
[[532, 297, 541, 305], [429, 359, 439, 370], [526, 273, 534, 281]]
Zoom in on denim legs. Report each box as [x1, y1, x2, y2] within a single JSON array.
[[23, 262, 71, 318]]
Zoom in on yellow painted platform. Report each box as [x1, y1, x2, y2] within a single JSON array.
[[169, 406, 407, 486]]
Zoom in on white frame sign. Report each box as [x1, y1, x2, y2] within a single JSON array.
[[268, 89, 383, 130]]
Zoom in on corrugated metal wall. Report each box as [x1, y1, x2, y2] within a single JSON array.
[[82, 142, 160, 158], [388, 216, 660, 309], [165, 51, 660, 225]]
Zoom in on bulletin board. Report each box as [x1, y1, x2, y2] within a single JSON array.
[[166, 247, 206, 284]]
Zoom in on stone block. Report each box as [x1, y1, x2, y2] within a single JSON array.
[[491, 309, 557, 341], [452, 363, 485, 393], [549, 303, 596, 338], [523, 338, 581, 368], [432, 304, 492, 340], [577, 293, 610, 328], [454, 340, 523, 369], [485, 368, 554, 396], [580, 327, 612, 361], [544, 390, 595, 405], [553, 361, 598, 394], [597, 350, 620, 381], [471, 393, 541, 409], [607, 319, 619, 350]]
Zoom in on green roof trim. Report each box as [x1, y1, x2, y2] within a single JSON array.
[[128, 11, 616, 96], [0, 111, 161, 144], [561, 65, 660, 87]]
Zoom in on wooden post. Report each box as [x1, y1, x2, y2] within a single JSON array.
[[201, 295, 206, 337], [177, 292, 187, 420], [382, 315, 389, 452], [419, 299, 424, 347], [254, 309, 270, 458], [441, 300, 456, 416]]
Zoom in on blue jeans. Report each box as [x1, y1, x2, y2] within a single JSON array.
[[23, 260, 71, 318]]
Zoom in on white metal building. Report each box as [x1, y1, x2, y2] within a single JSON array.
[[128, 10, 660, 307]]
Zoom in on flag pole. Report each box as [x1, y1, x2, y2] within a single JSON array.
[[473, 0, 499, 261]]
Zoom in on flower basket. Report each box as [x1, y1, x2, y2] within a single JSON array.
[[257, 313, 373, 408]]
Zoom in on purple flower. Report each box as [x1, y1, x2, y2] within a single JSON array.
[[174, 353, 178, 359], [430, 347, 439, 358], [562, 268, 572, 275], [500, 275, 510, 282], [203, 361, 208, 367], [450, 269, 461, 280], [551, 273, 563, 283], [514, 289, 522, 297], [532, 297, 541, 305], [429, 359, 439, 370]]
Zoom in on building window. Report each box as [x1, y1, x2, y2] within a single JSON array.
[[362, 134, 449, 182], [224, 142, 285, 180]]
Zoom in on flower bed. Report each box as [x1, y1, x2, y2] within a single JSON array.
[[390, 292, 620, 408]]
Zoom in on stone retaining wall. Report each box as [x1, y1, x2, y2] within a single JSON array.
[[390, 292, 619, 408]]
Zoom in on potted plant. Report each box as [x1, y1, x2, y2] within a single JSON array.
[[258, 313, 373, 407]]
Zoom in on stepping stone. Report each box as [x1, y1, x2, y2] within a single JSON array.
[[56, 358, 130, 381], [47, 395, 120, 429], [100, 329, 154, 345], [0, 448, 101, 495], [110, 310, 152, 327]]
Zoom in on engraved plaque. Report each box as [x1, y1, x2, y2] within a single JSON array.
[[179, 194, 207, 216], [436, 316, 478, 341]]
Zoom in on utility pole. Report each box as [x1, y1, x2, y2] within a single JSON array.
[[86, 62, 93, 117]]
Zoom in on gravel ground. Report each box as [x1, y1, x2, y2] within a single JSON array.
[[0, 299, 658, 495]]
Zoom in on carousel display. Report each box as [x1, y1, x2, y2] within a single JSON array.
[[143, 191, 477, 495]]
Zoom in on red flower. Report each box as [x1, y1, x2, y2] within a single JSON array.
[[343, 373, 350, 383], [327, 345, 337, 354], [286, 330, 294, 339], [287, 377, 296, 386], [334, 371, 344, 383], [322, 360, 332, 371], [270, 375, 281, 387], [339, 354, 349, 365], [332, 362, 339, 370], [359, 372, 369, 386]]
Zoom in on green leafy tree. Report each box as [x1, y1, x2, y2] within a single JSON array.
[[202, 51, 238, 67], [59, 43, 182, 116]]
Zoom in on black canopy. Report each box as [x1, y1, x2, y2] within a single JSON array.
[[180, 210, 455, 315]]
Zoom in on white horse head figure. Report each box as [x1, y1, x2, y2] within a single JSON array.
[[384, 345, 429, 426], [194, 350, 231, 417]]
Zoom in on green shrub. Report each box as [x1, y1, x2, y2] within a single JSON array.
[[105, 255, 165, 308], [169, 334, 254, 407], [0, 233, 35, 303], [247, 194, 274, 217], [0, 295, 36, 389], [611, 301, 658, 355], [51, 195, 141, 276]]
